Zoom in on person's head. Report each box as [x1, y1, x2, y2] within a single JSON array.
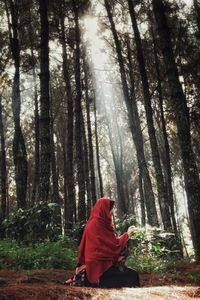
[[90, 197, 115, 221], [109, 200, 115, 215]]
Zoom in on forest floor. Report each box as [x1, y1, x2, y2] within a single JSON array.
[[0, 263, 200, 300]]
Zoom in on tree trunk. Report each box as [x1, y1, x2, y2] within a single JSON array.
[[152, 0, 200, 260], [103, 91, 127, 215], [94, 96, 104, 198], [194, 0, 200, 38], [59, 2, 75, 227], [72, 0, 86, 222], [139, 170, 146, 226], [50, 87, 60, 203], [84, 62, 97, 206], [104, 0, 158, 226], [126, 36, 158, 227], [38, 0, 51, 202], [106, 115, 127, 215], [127, 0, 172, 231], [0, 94, 7, 222], [81, 108, 91, 217], [5, 0, 27, 209], [151, 24, 179, 238], [28, 4, 39, 205]]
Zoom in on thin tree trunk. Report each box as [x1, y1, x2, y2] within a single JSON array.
[[5, 0, 27, 209], [139, 170, 146, 226], [63, 142, 68, 222], [194, 0, 200, 38], [81, 108, 91, 216], [72, 0, 86, 222], [126, 36, 158, 227], [105, 115, 127, 215], [151, 24, 179, 238], [59, 1, 75, 227], [50, 87, 60, 203], [31, 77, 39, 204], [104, 0, 158, 226], [28, 4, 39, 205], [84, 62, 97, 206], [127, 0, 172, 231], [38, 0, 51, 202], [94, 96, 104, 197], [153, 0, 200, 260], [0, 94, 7, 222]]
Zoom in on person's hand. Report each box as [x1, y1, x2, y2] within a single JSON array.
[[127, 226, 135, 238]]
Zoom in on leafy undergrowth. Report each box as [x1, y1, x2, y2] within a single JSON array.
[[0, 237, 200, 299], [0, 238, 77, 270], [1, 238, 200, 287]]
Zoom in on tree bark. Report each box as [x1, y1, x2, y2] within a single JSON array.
[[50, 87, 60, 203], [28, 4, 40, 205], [104, 0, 159, 226], [126, 36, 158, 227], [38, 0, 51, 202], [59, 1, 75, 227], [81, 108, 91, 216], [151, 23, 179, 238], [194, 0, 200, 38], [127, 0, 172, 231], [152, 0, 200, 260], [0, 94, 7, 222], [84, 61, 97, 206], [72, 0, 86, 222], [139, 170, 146, 226], [94, 96, 104, 198], [5, 0, 27, 209]]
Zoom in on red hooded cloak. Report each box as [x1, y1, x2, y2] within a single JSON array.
[[78, 197, 128, 283]]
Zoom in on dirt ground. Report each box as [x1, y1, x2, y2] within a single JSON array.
[[0, 263, 200, 299]]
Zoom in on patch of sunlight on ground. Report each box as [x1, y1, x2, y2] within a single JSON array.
[[91, 286, 200, 300]]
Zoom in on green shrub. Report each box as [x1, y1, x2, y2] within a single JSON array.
[[115, 214, 137, 234], [125, 226, 183, 272], [3, 202, 62, 242], [66, 222, 86, 245], [186, 270, 200, 284], [0, 237, 77, 270]]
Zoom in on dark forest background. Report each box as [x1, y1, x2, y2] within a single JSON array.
[[0, 0, 200, 262]]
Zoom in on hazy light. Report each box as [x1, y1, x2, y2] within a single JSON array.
[[82, 13, 130, 200]]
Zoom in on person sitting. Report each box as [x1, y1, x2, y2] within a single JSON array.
[[66, 197, 140, 288]]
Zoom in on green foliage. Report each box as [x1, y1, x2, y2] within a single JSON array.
[[66, 222, 86, 245], [125, 226, 183, 272], [115, 214, 137, 234], [126, 248, 181, 273], [128, 226, 181, 258], [186, 270, 200, 284], [0, 237, 77, 270], [3, 202, 62, 242]]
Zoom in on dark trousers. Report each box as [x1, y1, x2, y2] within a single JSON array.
[[99, 265, 140, 288]]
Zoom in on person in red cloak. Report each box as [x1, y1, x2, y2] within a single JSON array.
[[70, 197, 140, 288]]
